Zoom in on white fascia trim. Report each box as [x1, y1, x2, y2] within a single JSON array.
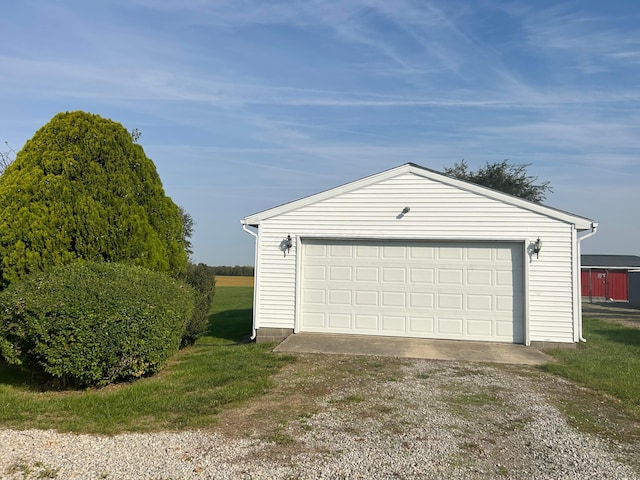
[[241, 163, 595, 229], [242, 165, 407, 225]]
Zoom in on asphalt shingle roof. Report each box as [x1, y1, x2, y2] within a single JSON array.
[[581, 254, 640, 269]]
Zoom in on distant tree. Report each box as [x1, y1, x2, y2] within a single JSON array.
[[179, 206, 195, 260], [0, 142, 15, 176], [130, 128, 142, 144], [442, 160, 552, 203], [182, 262, 216, 346], [0, 111, 188, 287]]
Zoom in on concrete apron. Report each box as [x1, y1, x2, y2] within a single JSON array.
[[274, 333, 552, 366]]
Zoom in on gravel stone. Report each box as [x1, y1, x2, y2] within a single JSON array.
[[1, 360, 638, 479]]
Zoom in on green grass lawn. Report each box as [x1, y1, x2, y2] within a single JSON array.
[[2, 288, 638, 434], [0, 286, 294, 434], [544, 317, 640, 419]]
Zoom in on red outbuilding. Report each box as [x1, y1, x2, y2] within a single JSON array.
[[581, 255, 640, 302]]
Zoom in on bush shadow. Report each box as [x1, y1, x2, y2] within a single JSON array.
[[0, 360, 58, 391], [205, 308, 253, 343]]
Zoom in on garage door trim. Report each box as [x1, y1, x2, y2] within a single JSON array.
[[294, 236, 529, 344]]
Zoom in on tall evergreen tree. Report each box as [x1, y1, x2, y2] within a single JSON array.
[[0, 111, 187, 286]]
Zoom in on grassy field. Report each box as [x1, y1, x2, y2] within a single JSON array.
[[215, 276, 254, 287], [0, 285, 294, 434], [544, 316, 640, 420], [198, 286, 254, 344]]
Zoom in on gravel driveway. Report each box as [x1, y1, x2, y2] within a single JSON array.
[[1, 356, 639, 479]]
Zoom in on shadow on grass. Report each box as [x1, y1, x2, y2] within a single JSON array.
[[205, 308, 253, 343], [0, 360, 53, 391], [591, 325, 640, 348], [585, 302, 640, 312]]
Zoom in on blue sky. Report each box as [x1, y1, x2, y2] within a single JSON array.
[[1, 0, 639, 266]]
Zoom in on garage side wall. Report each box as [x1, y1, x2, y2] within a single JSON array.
[[254, 173, 577, 343]]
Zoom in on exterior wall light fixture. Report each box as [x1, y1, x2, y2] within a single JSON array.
[[284, 235, 293, 253], [533, 238, 542, 259], [402, 206, 411, 214]]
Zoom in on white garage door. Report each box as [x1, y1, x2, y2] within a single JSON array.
[[299, 239, 524, 343]]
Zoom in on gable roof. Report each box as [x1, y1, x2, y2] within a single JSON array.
[[242, 163, 595, 230], [581, 255, 640, 269]]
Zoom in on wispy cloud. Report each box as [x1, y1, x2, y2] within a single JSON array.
[[2, 0, 640, 263], [511, 3, 640, 75]]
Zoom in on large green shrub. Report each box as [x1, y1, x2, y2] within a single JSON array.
[[0, 262, 195, 387], [182, 263, 216, 345], [0, 111, 187, 287]]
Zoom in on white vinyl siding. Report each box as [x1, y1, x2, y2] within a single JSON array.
[[253, 171, 579, 343]]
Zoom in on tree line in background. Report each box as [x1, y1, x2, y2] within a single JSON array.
[[201, 264, 254, 277]]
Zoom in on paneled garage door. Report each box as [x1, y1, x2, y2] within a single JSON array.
[[299, 239, 524, 343]]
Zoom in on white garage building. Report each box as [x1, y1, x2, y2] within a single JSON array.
[[241, 163, 597, 346]]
